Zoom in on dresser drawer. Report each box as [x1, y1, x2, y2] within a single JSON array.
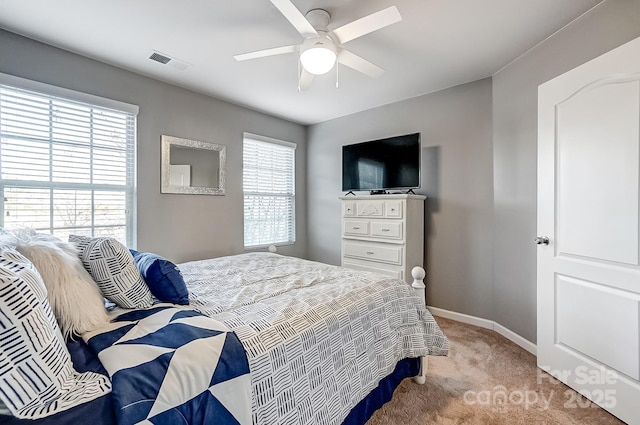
[[356, 200, 384, 217], [385, 200, 403, 218], [343, 201, 356, 217], [343, 241, 403, 265], [342, 260, 403, 280], [371, 221, 403, 239], [344, 220, 370, 236]]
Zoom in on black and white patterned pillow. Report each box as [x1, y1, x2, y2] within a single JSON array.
[[69, 235, 153, 309], [0, 248, 111, 419]]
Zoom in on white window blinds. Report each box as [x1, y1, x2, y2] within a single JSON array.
[[243, 134, 296, 248], [0, 79, 136, 246]]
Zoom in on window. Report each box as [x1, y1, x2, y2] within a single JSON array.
[[0, 75, 137, 246], [243, 134, 295, 248]]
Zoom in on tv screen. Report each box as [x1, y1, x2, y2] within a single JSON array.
[[342, 133, 420, 192]]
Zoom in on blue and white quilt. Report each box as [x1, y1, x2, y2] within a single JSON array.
[[82, 306, 251, 425], [181, 253, 449, 425]]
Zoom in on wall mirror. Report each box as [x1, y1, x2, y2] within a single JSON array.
[[161, 135, 226, 195]]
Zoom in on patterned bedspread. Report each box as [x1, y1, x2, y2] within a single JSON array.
[[179, 252, 448, 425], [82, 306, 251, 425]]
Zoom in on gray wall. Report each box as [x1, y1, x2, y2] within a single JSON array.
[[492, 0, 640, 343], [0, 29, 307, 263], [307, 79, 495, 320]]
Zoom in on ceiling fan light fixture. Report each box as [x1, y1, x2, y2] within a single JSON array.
[[300, 37, 337, 75]]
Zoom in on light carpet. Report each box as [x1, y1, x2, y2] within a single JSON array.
[[367, 316, 625, 425]]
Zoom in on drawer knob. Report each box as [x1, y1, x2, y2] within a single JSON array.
[[366, 251, 375, 255], [352, 226, 360, 230], [381, 228, 390, 232]]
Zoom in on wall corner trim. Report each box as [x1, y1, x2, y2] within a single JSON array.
[[427, 306, 537, 355]]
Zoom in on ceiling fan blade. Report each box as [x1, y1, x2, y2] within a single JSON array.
[[332, 6, 402, 45], [337, 49, 384, 78], [234, 45, 297, 61], [270, 0, 318, 37], [298, 68, 314, 91]]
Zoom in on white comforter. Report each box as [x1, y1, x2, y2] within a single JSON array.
[[179, 252, 448, 425]]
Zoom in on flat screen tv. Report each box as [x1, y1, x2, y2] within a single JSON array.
[[342, 133, 420, 192]]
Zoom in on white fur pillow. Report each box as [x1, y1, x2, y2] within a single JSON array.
[[7, 230, 109, 339]]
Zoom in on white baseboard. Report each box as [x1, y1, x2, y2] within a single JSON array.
[[427, 306, 537, 355]]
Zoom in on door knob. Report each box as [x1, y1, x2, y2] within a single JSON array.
[[535, 236, 549, 245]]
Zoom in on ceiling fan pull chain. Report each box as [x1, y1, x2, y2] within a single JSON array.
[[297, 59, 302, 92], [336, 62, 340, 89]]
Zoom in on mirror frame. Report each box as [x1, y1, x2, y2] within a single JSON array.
[[161, 135, 226, 195]]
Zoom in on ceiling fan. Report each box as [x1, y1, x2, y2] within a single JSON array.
[[233, 0, 402, 90]]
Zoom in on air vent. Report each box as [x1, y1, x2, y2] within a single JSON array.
[[149, 52, 171, 64], [148, 50, 191, 71]]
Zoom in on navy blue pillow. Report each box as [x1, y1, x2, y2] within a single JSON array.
[[129, 250, 189, 305]]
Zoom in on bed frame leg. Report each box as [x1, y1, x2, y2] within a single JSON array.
[[411, 266, 428, 385], [413, 356, 428, 384]]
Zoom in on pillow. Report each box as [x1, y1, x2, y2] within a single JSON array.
[[130, 249, 189, 305], [9, 230, 109, 339], [0, 248, 111, 419], [69, 235, 153, 309]]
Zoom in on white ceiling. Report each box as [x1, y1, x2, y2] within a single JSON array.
[[0, 0, 603, 125]]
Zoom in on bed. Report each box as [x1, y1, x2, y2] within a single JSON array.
[[0, 232, 448, 425]]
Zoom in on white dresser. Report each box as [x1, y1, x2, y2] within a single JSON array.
[[340, 194, 426, 283]]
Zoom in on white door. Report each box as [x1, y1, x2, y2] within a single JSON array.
[[538, 36, 640, 425]]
